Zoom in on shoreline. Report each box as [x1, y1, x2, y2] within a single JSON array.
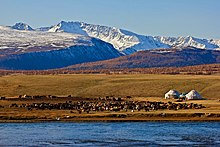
[[1, 113, 220, 123], [1, 119, 220, 123]]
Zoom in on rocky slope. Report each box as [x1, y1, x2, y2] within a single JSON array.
[[0, 26, 121, 70], [11, 22, 34, 31], [67, 48, 220, 70], [47, 21, 220, 54], [9, 21, 220, 55], [1, 21, 220, 70]]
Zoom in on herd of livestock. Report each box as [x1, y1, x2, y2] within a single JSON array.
[[6, 96, 206, 113]]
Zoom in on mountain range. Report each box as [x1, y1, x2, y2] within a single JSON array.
[[10, 21, 220, 53], [0, 21, 219, 70], [66, 47, 220, 70]]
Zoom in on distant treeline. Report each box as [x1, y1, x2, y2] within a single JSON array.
[[0, 64, 220, 76]]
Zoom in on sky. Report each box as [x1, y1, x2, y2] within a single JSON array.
[[0, 0, 219, 39]]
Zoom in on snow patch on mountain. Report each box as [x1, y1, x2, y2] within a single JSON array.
[[0, 26, 93, 54], [48, 21, 171, 54], [81, 24, 140, 50], [0, 26, 122, 70], [4, 21, 220, 55], [47, 21, 220, 54], [11, 22, 34, 31], [81, 23, 170, 52], [155, 36, 219, 49], [211, 39, 220, 48], [48, 21, 87, 35]]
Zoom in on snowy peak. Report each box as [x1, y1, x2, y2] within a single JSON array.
[[48, 21, 87, 35], [48, 21, 143, 51], [48, 21, 220, 55], [155, 36, 219, 49], [11, 22, 34, 31], [80, 23, 171, 53], [81, 23, 141, 51], [3, 21, 220, 55], [0, 25, 95, 54], [0, 25, 122, 70]]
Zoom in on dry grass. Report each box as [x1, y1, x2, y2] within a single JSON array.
[[1, 74, 220, 122], [0, 74, 220, 99]]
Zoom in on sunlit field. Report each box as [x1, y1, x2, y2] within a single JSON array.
[[0, 74, 219, 99]]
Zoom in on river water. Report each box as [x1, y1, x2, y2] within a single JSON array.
[[0, 122, 219, 146]]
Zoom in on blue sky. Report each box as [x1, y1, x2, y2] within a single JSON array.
[[0, 0, 219, 38]]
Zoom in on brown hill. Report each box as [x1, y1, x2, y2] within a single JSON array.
[[67, 48, 220, 70], [0, 63, 220, 75]]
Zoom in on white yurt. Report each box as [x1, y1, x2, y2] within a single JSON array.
[[185, 90, 203, 100], [165, 90, 180, 99]]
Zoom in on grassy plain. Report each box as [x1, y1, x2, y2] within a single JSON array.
[[0, 74, 220, 122], [0, 74, 220, 99]]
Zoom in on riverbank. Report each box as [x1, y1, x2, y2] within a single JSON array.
[[0, 114, 220, 123]]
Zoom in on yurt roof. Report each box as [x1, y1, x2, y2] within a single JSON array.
[[186, 90, 202, 99], [166, 89, 180, 95]]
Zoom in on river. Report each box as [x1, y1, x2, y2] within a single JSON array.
[[0, 122, 219, 146]]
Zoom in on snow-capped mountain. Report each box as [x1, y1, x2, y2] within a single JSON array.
[[9, 21, 220, 55], [11, 22, 34, 31], [48, 21, 88, 35], [47, 21, 169, 54], [0, 26, 122, 70], [154, 36, 219, 49], [47, 21, 220, 54], [1, 21, 220, 70], [211, 39, 220, 49], [0, 25, 94, 53]]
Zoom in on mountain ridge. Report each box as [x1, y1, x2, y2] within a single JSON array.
[[0, 26, 122, 70], [66, 48, 220, 70], [45, 21, 220, 54], [0, 21, 220, 70], [11, 22, 34, 31], [0, 38, 122, 70], [8, 21, 220, 54]]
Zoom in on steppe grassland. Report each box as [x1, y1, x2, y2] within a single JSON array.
[[0, 74, 219, 99]]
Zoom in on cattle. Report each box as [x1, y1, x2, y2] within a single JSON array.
[[0, 97, 6, 100], [8, 96, 205, 114]]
